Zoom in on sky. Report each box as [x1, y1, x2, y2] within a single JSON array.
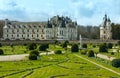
[[0, 0, 120, 26]]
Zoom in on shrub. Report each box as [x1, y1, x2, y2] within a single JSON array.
[[111, 52, 114, 55], [55, 40, 59, 44], [0, 43, 2, 47], [29, 54, 38, 60], [107, 43, 113, 49], [118, 41, 120, 46], [93, 45, 96, 48], [82, 44, 87, 48], [28, 43, 37, 50], [115, 44, 118, 46], [39, 44, 49, 51], [23, 43, 27, 46], [71, 44, 79, 52], [65, 40, 69, 44], [10, 44, 14, 48], [45, 44, 49, 48], [24, 51, 27, 53], [87, 50, 94, 57], [0, 49, 4, 55], [54, 50, 62, 54], [99, 44, 108, 53], [30, 50, 39, 56], [29, 50, 39, 60], [62, 42, 67, 48], [111, 59, 120, 68]]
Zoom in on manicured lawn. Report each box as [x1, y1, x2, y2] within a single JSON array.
[[0, 45, 28, 55], [0, 44, 65, 55], [0, 44, 120, 78], [29, 54, 120, 78], [1, 53, 119, 78]]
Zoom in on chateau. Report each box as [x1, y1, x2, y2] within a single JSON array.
[[100, 14, 112, 40], [3, 16, 78, 40]]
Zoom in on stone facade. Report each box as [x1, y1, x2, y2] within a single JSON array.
[[100, 14, 112, 40], [3, 16, 77, 40]]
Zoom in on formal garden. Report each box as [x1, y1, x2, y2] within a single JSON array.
[[0, 40, 120, 78]]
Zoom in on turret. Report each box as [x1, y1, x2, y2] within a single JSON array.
[[47, 19, 52, 28], [107, 17, 111, 22], [100, 14, 112, 40], [4, 19, 9, 28]]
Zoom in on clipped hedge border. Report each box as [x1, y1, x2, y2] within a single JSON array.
[[0, 64, 52, 78], [22, 71, 33, 78], [50, 74, 69, 78]]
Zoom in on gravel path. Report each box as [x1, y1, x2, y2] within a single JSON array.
[[0, 50, 116, 61], [0, 51, 54, 61], [97, 54, 115, 61], [0, 54, 28, 61]]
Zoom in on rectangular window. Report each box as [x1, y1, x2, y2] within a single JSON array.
[[7, 29, 8, 32], [37, 30, 39, 32], [17, 29, 19, 32], [12, 30, 14, 33], [42, 29, 43, 32], [32, 29, 34, 32]]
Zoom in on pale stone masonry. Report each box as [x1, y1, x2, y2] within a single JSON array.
[[100, 14, 112, 40], [3, 16, 77, 40]]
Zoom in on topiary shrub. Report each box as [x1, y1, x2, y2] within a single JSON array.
[[29, 54, 38, 60], [0, 49, 4, 55], [0, 43, 2, 47], [45, 44, 49, 48], [71, 44, 79, 52], [10, 44, 14, 48], [118, 41, 120, 46], [107, 43, 113, 49], [23, 43, 27, 46], [87, 50, 94, 57], [82, 44, 87, 48], [111, 59, 120, 68], [39, 44, 49, 51], [93, 45, 96, 48], [99, 44, 108, 53], [55, 40, 59, 45], [111, 52, 114, 55], [54, 50, 62, 54], [62, 42, 67, 48], [27, 43, 37, 50], [65, 40, 69, 44], [29, 50, 39, 60], [30, 50, 39, 56]]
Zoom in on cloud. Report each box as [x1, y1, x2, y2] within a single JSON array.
[[68, 0, 120, 25], [0, 0, 28, 21], [0, 0, 120, 25]]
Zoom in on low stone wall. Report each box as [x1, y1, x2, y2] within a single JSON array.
[[0, 39, 118, 45], [0, 40, 55, 45]]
